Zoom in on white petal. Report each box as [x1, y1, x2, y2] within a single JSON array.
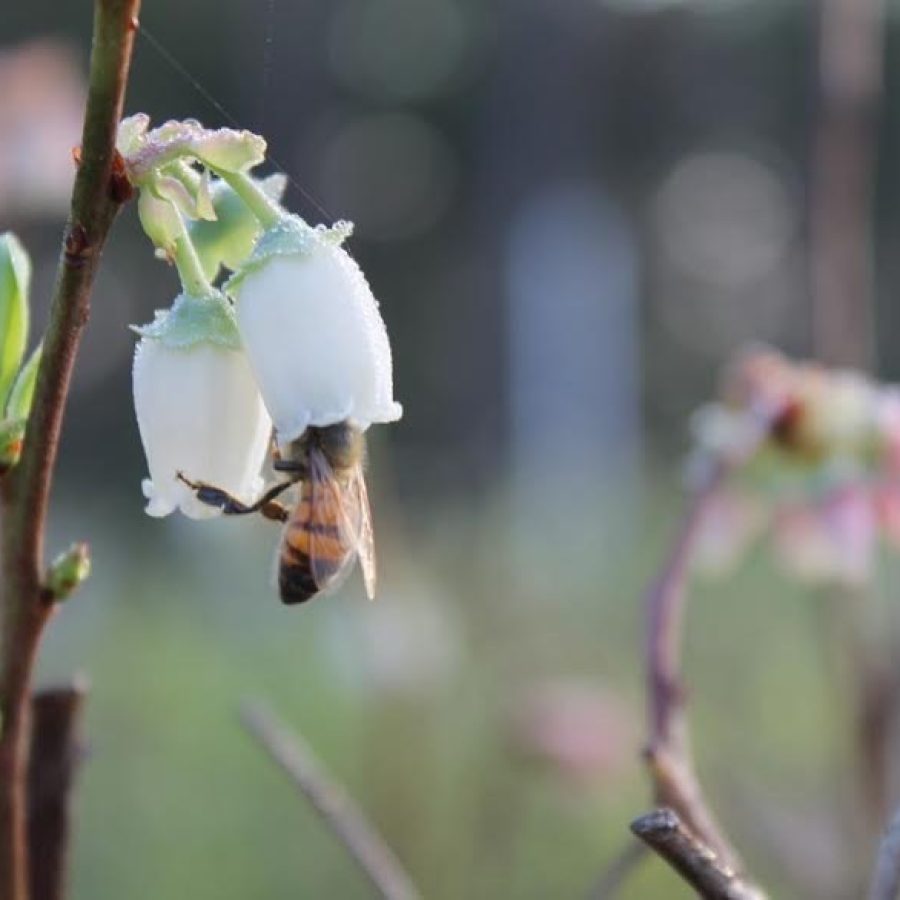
[[233, 242, 402, 442], [133, 339, 272, 518]]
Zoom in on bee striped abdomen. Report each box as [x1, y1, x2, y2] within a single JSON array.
[[278, 484, 352, 604]]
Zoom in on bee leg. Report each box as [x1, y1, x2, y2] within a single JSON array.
[[176, 473, 295, 517], [272, 458, 306, 476], [259, 501, 290, 523]]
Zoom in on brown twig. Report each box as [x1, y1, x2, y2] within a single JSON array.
[[0, 3, 139, 899], [27, 681, 89, 900], [643, 400, 780, 889], [631, 809, 765, 900], [644, 460, 737, 864], [240, 701, 421, 900]]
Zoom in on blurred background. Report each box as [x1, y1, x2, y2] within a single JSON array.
[[0, 0, 897, 896]]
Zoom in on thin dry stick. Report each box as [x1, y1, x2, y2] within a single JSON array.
[[644, 459, 735, 866], [0, 3, 140, 899], [587, 839, 647, 900], [643, 400, 781, 889], [27, 681, 89, 900], [240, 701, 421, 900], [631, 809, 765, 900], [870, 806, 900, 900]]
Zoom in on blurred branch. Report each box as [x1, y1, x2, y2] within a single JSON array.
[[240, 701, 421, 900], [869, 805, 900, 900], [643, 400, 782, 892], [824, 585, 899, 839], [27, 681, 88, 900], [810, 0, 883, 368], [630, 809, 765, 900], [0, 2, 139, 899], [587, 838, 647, 900], [644, 461, 736, 865]]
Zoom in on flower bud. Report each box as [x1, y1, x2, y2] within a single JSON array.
[[45, 542, 91, 602], [132, 293, 272, 519], [226, 217, 402, 443]]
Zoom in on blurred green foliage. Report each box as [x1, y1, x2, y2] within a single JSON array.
[[31, 483, 868, 898]]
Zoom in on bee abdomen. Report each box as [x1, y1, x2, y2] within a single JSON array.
[[278, 551, 319, 605], [279, 541, 345, 605]]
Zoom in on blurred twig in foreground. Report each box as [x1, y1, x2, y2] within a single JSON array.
[[642, 398, 783, 893], [27, 681, 88, 900], [869, 806, 900, 900], [631, 809, 765, 900], [240, 701, 421, 900]]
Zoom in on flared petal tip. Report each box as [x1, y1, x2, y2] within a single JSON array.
[[142, 478, 176, 518], [141, 477, 221, 520]]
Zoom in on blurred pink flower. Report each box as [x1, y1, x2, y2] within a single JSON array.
[[772, 487, 876, 587], [0, 40, 86, 219], [692, 488, 766, 575], [690, 345, 900, 585], [510, 680, 637, 784]]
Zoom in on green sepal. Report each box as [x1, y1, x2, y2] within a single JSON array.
[[125, 120, 267, 184], [117, 113, 150, 157], [0, 418, 26, 473], [195, 169, 216, 221], [0, 233, 32, 408], [137, 189, 182, 253], [224, 215, 354, 295], [190, 173, 287, 280], [5, 342, 42, 421], [131, 291, 241, 349]]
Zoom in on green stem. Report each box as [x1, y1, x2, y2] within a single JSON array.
[[0, 2, 140, 898], [214, 169, 283, 230], [170, 222, 213, 298]]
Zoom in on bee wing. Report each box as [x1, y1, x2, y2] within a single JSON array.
[[307, 448, 358, 596], [348, 465, 377, 601], [307, 448, 377, 600]]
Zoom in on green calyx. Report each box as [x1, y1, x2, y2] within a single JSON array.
[[189, 173, 288, 280], [131, 291, 241, 350], [225, 215, 354, 295]]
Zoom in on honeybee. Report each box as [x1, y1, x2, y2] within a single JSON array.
[[179, 421, 376, 604]]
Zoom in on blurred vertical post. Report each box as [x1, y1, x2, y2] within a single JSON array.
[[810, 0, 890, 865], [810, 0, 883, 369]]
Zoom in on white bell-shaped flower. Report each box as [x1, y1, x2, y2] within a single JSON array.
[[132, 293, 272, 519], [226, 218, 402, 443]]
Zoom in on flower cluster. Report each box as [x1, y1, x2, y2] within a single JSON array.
[[121, 117, 401, 519], [689, 346, 900, 586]]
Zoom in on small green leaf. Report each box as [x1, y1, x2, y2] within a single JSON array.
[[5, 342, 42, 421], [0, 233, 32, 408]]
